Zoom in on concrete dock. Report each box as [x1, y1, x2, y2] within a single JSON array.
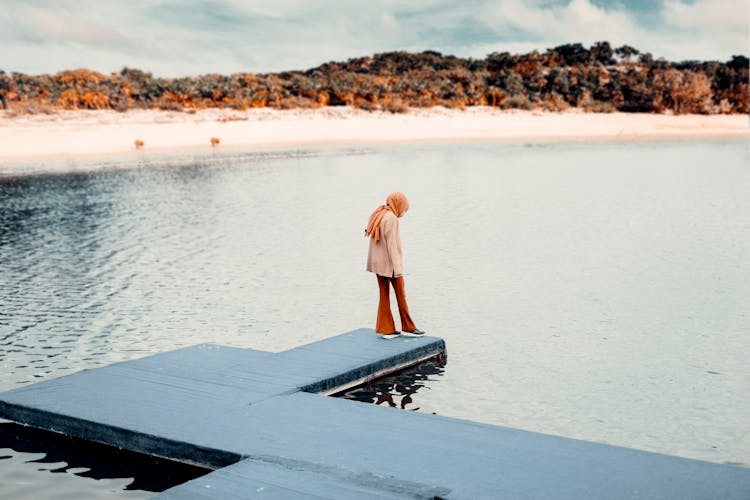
[[0, 328, 748, 499]]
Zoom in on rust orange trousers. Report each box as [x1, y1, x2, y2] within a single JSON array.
[[375, 275, 417, 334]]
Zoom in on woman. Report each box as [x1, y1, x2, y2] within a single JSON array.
[[365, 192, 425, 338]]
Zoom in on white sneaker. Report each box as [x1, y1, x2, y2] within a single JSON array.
[[378, 332, 401, 339], [404, 329, 425, 336]]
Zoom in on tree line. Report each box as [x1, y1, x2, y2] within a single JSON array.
[[0, 42, 747, 115]]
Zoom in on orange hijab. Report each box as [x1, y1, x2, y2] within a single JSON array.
[[365, 192, 410, 242]]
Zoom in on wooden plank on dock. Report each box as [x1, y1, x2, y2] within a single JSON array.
[[155, 392, 750, 500], [276, 327, 444, 394], [156, 458, 417, 499]]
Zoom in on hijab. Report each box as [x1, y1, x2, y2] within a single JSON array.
[[365, 192, 409, 242]]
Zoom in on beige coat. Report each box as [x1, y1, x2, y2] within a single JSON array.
[[366, 211, 403, 277]]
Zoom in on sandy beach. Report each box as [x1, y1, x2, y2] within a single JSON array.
[[0, 107, 747, 162]]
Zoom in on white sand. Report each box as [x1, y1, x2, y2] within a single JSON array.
[[0, 107, 747, 161]]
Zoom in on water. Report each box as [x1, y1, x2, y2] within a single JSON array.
[[1, 139, 748, 497], [335, 356, 447, 411], [0, 422, 209, 498]]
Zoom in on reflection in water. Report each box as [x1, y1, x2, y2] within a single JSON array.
[[0, 421, 210, 494], [334, 355, 447, 411]]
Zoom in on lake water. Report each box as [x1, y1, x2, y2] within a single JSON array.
[[1, 138, 748, 497]]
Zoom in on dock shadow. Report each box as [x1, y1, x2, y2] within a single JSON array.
[[0, 420, 210, 493], [332, 354, 446, 411]]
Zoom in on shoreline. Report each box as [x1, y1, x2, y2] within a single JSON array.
[[0, 107, 747, 164]]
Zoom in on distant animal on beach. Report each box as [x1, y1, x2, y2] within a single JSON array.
[[210, 137, 220, 147], [134, 139, 144, 149]]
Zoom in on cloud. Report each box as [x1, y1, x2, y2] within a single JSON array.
[[656, 0, 749, 59], [0, 0, 745, 76], [447, 0, 747, 62], [0, 3, 137, 49], [663, 0, 747, 31], [0, 1, 162, 73], [474, 0, 637, 48]]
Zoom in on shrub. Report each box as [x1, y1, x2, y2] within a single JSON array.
[[542, 94, 570, 112], [501, 95, 534, 110], [382, 98, 409, 113], [158, 100, 183, 111], [0, 44, 747, 115]]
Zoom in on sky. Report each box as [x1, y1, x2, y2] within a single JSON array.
[[0, 0, 747, 76]]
